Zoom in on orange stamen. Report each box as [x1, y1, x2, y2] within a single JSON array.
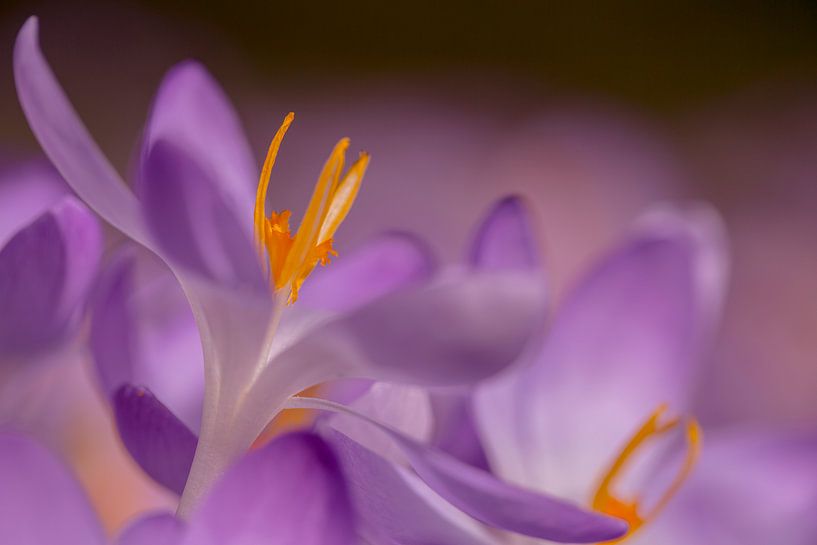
[[592, 404, 702, 542]]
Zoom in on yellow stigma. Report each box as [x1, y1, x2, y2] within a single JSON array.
[[591, 404, 701, 543], [253, 113, 370, 303]]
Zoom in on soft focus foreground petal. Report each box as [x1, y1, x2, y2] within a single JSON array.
[[183, 432, 355, 545], [468, 195, 542, 271], [116, 513, 185, 545], [13, 17, 150, 246], [0, 160, 65, 249], [476, 204, 727, 499], [298, 232, 437, 312], [114, 385, 198, 495], [291, 397, 628, 543], [0, 433, 105, 545], [0, 196, 101, 358], [92, 248, 204, 431], [633, 430, 817, 545], [139, 139, 262, 288], [141, 61, 257, 228]]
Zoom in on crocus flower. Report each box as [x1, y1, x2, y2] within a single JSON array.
[[0, 430, 357, 545], [0, 159, 101, 423], [15, 18, 610, 539], [323, 200, 817, 544]]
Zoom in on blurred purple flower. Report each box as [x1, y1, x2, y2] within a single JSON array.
[[0, 160, 101, 422], [13, 15, 555, 523], [0, 430, 356, 545]]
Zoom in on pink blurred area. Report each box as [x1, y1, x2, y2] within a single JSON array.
[[0, 0, 815, 536]]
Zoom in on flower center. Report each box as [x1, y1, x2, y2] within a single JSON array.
[[253, 112, 370, 303], [592, 404, 701, 542]]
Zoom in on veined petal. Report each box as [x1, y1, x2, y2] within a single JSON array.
[[116, 513, 185, 545], [0, 196, 101, 359], [141, 61, 258, 232], [182, 432, 355, 545], [114, 385, 198, 496], [475, 204, 728, 500], [0, 433, 105, 545], [290, 397, 628, 543], [297, 232, 436, 312], [13, 17, 150, 247]]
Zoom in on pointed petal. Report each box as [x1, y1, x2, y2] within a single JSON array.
[[476, 204, 728, 498], [141, 61, 258, 228], [13, 17, 150, 246], [468, 195, 542, 271], [92, 248, 204, 431], [291, 397, 628, 543], [0, 196, 101, 359], [116, 513, 185, 545], [139, 139, 262, 288], [298, 232, 436, 312], [114, 385, 198, 495], [183, 432, 355, 545], [0, 433, 105, 545]]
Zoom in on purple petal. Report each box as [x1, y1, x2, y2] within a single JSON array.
[[13, 17, 150, 245], [183, 431, 355, 545], [0, 433, 105, 545], [116, 513, 185, 545], [271, 269, 547, 388], [114, 385, 198, 495], [0, 160, 66, 248], [141, 61, 258, 226], [430, 390, 490, 470], [91, 248, 204, 431], [298, 232, 437, 312], [292, 397, 628, 543], [325, 429, 495, 545], [475, 205, 728, 499], [139, 139, 262, 288], [468, 195, 542, 271], [0, 196, 101, 358], [643, 430, 817, 545]]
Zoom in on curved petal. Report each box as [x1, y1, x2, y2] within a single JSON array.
[[0, 433, 105, 545], [92, 248, 204, 431], [635, 430, 817, 545], [261, 269, 547, 391], [430, 389, 491, 470], [325, 429, 496, 545], [114, 385, 198, 495], [298, 232, 437, 312], [290, 397, 628, 543], [0, 196, 101, 359], [183, 431, 355, 545], [475, 204, 728, 500], [116, 513, 185, 545], [467, 195, 542, 271], [0, 160, 66, 249], [13, 17, 150, 246], [139, 139, 262, 288], [141, 60, 257, 228]]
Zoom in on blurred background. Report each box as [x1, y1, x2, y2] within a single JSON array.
[[1, 0, 816, 534]]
